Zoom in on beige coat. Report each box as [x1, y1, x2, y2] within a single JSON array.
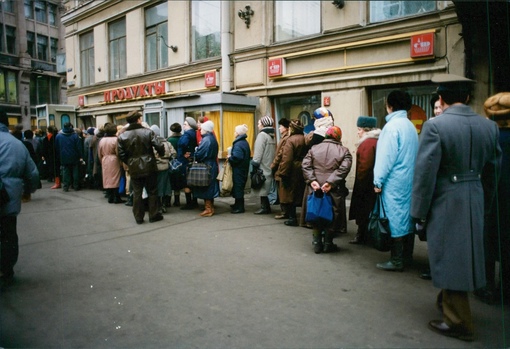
[[98, 136, 122, 189]]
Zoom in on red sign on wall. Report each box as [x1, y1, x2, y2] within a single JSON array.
[[205, 71, 218, 88], [323, 96, 331, 107], [411, 33, 434, 58], [268, 58, 285, 77], [78, 95, 84, 107]]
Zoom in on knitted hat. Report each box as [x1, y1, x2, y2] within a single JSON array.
[[201, 120, 214, 133], [150, 124, 161, 136], [325, 126, 342, 141], [313, 107, 332, 119], [185, 117, 198, 130], [170, 122, 182, 133], [289, 119, 304, 134], [235, 124, 248, 135], [356, 116, 377, 128], [278, 118, 290, 128], [86, 127, 95, 135], [260, 115, 273, 127]]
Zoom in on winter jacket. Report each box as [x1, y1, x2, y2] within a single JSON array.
[[98, 135, 122, 189], [55, 126, 83, 165], [117, 123, 164, 179], [228, 134, 251, 199], [0, 123, 39, 216], [277, 132, 307, 205], [192, 133, 219, 200], [373, 109, 418, 238], [251, 127, 276, 196]]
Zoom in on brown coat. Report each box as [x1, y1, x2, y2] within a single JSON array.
[[98, 136, 122, 189], [275, 133, 307, 205]]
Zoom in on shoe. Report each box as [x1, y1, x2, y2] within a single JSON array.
[[254, 208, 270, 214], [428, 320, 474, 342], [274, 212, 288, 219], [231, 209, 245, 214], [420, 271, 432, 280], [284, 219, 298, 226], [323, 243, 339, 253], [149, 214, 163, 223], [136, 219, 144, 225], [349, 235, 365, 245], [313, 241, 323, 254], [376, 260, 404, 272]]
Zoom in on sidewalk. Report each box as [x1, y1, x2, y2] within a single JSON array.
[[1, 183, 508, 348]]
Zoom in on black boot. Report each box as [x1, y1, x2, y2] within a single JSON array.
[[402, 233, 415, 266], [231, 198, 245, 214], [107, 189, 114, 203], [284, 204, 298, 226], [181, 192, 194, 210], [160, 197, 167, 213], [125, 194, 133, 206], [323, 231, 338, 253], [254, 196, 271, 215], [173, 194, 180, 207], [113, 189, 126, 204], [312, 229, 323, 254], [376, 238, 404, 272]]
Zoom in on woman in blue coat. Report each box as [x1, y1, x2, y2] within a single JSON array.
[[228, 124, 251, 213], [177, 117, 198, 210], [373, 90, 418, 271], [193, 120, 219, 217]]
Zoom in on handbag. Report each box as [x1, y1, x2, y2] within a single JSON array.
[[219, 160, 234, 197], [250, 168, 266, 190], [305, 191, 334, 225], [367, 194, 391, 252], [186, 158, 211, 187], [0, 178, 10, 207], [169, 158, 183, 174]]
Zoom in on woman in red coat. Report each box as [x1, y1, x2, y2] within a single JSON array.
[[348, 116, 380, 244]]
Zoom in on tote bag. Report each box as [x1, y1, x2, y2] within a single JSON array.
[[305, 191, 334, 225], [186, 161, 211, 187], [219, 161, 234, 197], [367, 194, 391, 252]]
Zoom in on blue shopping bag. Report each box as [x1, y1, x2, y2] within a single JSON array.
[[305, 191, 334, 225]]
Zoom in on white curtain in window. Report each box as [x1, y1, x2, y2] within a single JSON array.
[[275, 1, 320, 42]]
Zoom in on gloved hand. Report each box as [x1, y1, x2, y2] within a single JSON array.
[[415, 220, 427, 241]]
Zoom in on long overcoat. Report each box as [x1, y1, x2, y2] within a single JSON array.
[[411, 104, 501, 291], [373, 110, 418, 238], [97, 135, 122, 189], [349, 129, 380, 223], [192, 132, 219, 200], [277, 132, 307, 205], [302, 139, 352, 228], [251, 128, 276, 196], [177, 129, 197, 182], [228, 134, 251, 199]]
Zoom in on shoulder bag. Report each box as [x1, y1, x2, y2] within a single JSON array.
[[250, 168, 266, 189], [367, 194, 391, 252]]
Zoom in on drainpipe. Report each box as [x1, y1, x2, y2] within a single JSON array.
[[221, 1, 232, 92]]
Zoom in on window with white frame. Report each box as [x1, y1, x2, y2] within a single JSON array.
[[370, 1, 436, 23], [191, 0, 220, 61], [109, 18, 127, 80], [274, 1, 320, 42], [80, 31, 95, 86], [145, 2, 168, 72]]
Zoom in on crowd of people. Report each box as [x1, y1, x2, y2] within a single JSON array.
[[0, 74, 509, 342]]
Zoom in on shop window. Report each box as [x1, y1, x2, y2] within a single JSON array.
[[109, 18, 127, 80], [274, 94, 321, 140], [145, 2, 168, 72], [192, 1, 220, 61], [369, 1, 436, 23], [145, 112, 160, 129], [275, 1, 320, 42], [0, 70, 18, 104], [80, 31, 95, 86], [38, 118, 47, 132]]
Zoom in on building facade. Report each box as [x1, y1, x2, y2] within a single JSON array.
[[60, 0, 506, 185], [0, 0, 71, 130]]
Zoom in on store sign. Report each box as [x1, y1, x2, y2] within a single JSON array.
[[268, 58, 285, 77], [103, 81, 166, 103], [78, 95, 84, 107], [323, 96, 331, 107], [411, 33, 434, 58], [205, 71, 218, 88]]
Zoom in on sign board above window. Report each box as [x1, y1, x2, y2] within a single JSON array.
[[268, 58, 285, 78], [410, 33, 434, 58]]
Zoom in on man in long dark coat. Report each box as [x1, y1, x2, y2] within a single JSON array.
[[411, 74, 501, 342]]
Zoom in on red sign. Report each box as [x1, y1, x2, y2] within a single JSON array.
[[78, 95, 84, 107], [103, 81, 166, 104], [411, 33, 434, 58], [323, 96, 331, 107], [268, 58, 285, 77], [205, 71, 218, 88]]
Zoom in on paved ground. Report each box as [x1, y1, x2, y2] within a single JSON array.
[[0, 182, 509, 349]]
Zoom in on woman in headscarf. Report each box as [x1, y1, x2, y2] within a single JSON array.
[[251, 116, 276, 214], [275, 119, 307, 226], [193, 120, 219, 217], [302, 126, 352, 253], [228, 124, 251, 213], [150, 125, 176, 213], [177, 117, 198, 210]]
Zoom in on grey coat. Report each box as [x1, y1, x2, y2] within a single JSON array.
[[251, 128, 276, 196], [411, 104, 501, 291]]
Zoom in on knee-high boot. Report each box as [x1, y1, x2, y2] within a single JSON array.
[[231, 198, 245, 214], [200, 199, 214, 217], [312, 229, 323, 254], [254, 196, 271, 215], [284, 204, 298, 226], [376, 238, 404, 272], [181, 192, 194, 210]]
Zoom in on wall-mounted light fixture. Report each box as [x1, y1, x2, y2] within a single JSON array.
[[332, 0, 345, 9], [238, 5, 254, 28], [157, 35, 178, 52]]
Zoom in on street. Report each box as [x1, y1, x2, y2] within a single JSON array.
[[1, 182, 509, 348]]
